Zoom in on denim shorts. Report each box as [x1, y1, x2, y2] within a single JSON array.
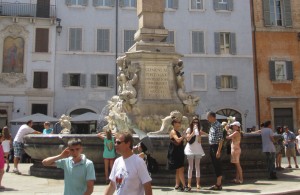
[[13, 141, 24, 158]]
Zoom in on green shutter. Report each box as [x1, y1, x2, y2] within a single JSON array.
[[108, 74, 115, 88], [232, 76, 238, 89], [91, 74, 97, 88], [65, 0, 71, 6], [82, 0, 88, 6], [93, 0, 99, 6], [269, 61, 276, 81], [283, 0, 292, 27], [229, 33, 236, 55], [263, 0, 271, 26], [80, 74, 86, 87], [173, 0, 179, 9], [214, 32, 221, 55], [227, 0, 233, 11], [213, 0, 219, 10], [62, 74, 70, 87], [119, 0, 124, 7], [216, 76, 221, 89], [286, 61, 293, 80], [110, 0, 116, 7]]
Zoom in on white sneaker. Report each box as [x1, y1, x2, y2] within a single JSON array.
[[13, 168, 21, 175]]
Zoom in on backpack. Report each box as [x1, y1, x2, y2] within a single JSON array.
[[146, 154, 158, 173]]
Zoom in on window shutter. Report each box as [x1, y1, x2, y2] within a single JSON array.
[[108, 74, 115, 88], [283, 0, 292, 27], [133, 0, 137, 7], [93, 0, 99, 6], [263, 0, 271, 26], [227, 0, 233, 11], [213, 0, 219, 10], [62, 74, 70, 87], [91, 74, 97, 88], [104, 29, 110, 52], [69, 29, 75, 51], [191, 0, 196, 9], [269, 61, 276, 81], [65, 0, 71, 6], [119, 0, 124, 7], [76, 29, 82, 51], [82, 0, 88, 6], [286, 61, 293, 80], [214, 32, 221, 55], [110, 0, 116, 7], [216, 76, 221, 89], [173, 0, 179, 9], [229, 33, 236, 55], [232, 76, 238, 89], [80, 74, 86, 87]]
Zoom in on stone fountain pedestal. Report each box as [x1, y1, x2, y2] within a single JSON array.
[[24, 134, 270, 185]]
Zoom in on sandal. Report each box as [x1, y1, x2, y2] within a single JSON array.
[[208, 184, 222, 191], [184, 186, 191, 192], [231, 179, 238, 183], [174, 185, 180, 190], [197, 185, 201, 189]]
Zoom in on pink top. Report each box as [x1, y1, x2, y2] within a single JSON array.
[[0, 145, 5, 169]]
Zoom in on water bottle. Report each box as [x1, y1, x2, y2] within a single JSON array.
[[194, 125, 199, 136]]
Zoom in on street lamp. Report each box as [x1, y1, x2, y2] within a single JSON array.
[[56, 18, 62, 35]]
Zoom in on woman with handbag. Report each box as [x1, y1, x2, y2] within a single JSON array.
[[184, 116, 207, 191]]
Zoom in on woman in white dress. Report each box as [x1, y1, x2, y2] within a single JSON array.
[[1, 127, 12, 172], [184, 116, 208, 191], [296, 129, 300, 155]]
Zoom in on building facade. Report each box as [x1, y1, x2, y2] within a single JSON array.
[[253, 0, 300, 131], [0, 0, 57, 131], [0, 0, 257, 131]]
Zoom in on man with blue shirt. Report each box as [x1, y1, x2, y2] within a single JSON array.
[[282, 126, 299, 169], [42, 138, 96, 195]]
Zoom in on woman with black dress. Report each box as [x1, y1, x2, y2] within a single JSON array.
[[167, 119, 188, 192]]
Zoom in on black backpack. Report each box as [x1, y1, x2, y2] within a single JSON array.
[[146, 154, 159, 173]]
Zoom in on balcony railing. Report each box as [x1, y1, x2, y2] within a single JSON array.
[[0, 2, 56, 18]]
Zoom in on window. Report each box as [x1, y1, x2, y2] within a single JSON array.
[[166, 31, 175, 44], [66, 0, 88, 6], [124, 30, 135, 52], [62, 73, 86, 87], [217, 108, 242, 122], [263, 0, 292, 27], [69, 28, 82, 51], [274, 108, 294, 131], [93, 0, 115, 7], [269, 60, 293, 81], [35, 28, 49, 52], [97, 29, 110, 52], [213, 0, 233, 11], [192, 74, 206, 91], [216, 75, 238, 89], [31, 104, 47, 115], [165, 0, 178, 9], [119, 0, 136, 8], [190, 0, 203, 10], [214, 32, 236, 55], [91, 74, 114, 88], [33, 72, 48, 89], [192, 31, 205, 54]]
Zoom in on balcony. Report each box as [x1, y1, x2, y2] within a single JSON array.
[[0, 2, 56, 18]]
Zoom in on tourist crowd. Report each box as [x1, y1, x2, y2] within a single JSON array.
[[0, 112, 300, 194]]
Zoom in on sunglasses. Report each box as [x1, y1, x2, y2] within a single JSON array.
[[69, 148, 80, 152], [116, 141, 125, 145]]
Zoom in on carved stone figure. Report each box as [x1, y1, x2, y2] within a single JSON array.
[[59, 115, 72, 134]]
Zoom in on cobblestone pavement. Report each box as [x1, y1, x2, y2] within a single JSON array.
[[1, 157, 300, 194]]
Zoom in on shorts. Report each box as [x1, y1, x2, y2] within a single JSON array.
[[285, 148, 296, 158], [13, 141, 24, 158], [186, 154, 203, 160]]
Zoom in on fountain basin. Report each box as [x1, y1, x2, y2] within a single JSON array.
[[24, 133, 272, 185]]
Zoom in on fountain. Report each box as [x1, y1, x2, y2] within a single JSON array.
[[24, 0, 269, 185]]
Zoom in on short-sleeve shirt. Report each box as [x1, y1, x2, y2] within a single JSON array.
[[209, 121, 223, 145], [282, 131, 296, 149], [296, 135, 300, 149], [103, 138, 116, 159], [14, 124, 35, 143], [109, 154, 152, 195], [43, 128, 53, 134], [261, 128, 276, 153], [56, 154, 96, 195]]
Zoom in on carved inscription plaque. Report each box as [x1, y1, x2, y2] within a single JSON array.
[[144, 65, 171, 99]]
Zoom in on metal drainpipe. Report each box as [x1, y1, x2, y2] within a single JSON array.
[[250, 0, 261, 126], [115, 0, 119, 95]]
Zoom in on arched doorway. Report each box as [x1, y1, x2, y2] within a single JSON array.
[[70, 108, 97, 134], [216, 108, 242, 123]]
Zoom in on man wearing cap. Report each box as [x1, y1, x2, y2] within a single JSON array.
[[207, 111, 223, 190]]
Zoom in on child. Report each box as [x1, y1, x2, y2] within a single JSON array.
[[42, 121, 53, 134], [97, 129, 116, 184], [0, 133, 5, 189], [1, 127, 11, 172]]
